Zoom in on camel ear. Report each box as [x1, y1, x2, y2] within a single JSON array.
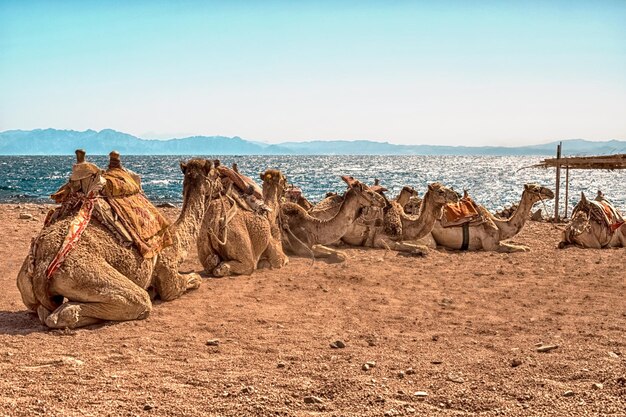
[[581, 192, 587, 203], [259, 173, 265, 181], [180, 162, 187, 173], [428, 183, 434, 191], [524, 184, 530, 191]]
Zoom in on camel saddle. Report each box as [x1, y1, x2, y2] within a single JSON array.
[[216, 166, 271, 214], [217, 165, 263, 199], [47, 164, 172, 259], [441, 197, 484, 228], [574, 199, 624, 233]]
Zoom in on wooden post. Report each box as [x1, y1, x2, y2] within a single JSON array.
[[554, 142, 562, 222], [564, 165, 569, 219]]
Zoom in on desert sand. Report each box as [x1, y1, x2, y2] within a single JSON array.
[[0, 203, 624, 416]]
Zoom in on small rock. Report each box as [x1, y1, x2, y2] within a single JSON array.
[[240, 386, 255, 394], [592, 382, 603, 390], [59, 356, 84, 366], [362, 363, 371, 371], [431, 335, 439, 341], [277, 362, 286, 368], [447, 373, 464, 383], [397, 371, 405, 379], [19, 213, 33, 220], [206, 339, 220, 346], [384, 409, 397, 417], [430, 359, 443, 365], [330, 340, 346, 349], [608, 351, 619, 359], [405, 368, 416, 375], [536, 344, 559, 353], [365, 361, 376, 368], [157, 202, 176, 208], [414, 391, 428, 399], [406, 406, 415, 413], [143, 404, 154, 411], [563, 390, 575, 397], [303, 395, 323, 404], [511, 358, 523, 367]]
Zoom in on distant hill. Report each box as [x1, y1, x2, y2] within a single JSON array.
[[1, 129, 624, 156]]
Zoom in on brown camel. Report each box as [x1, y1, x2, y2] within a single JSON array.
[[429, 184, 554, 252], [559, 191, 625, 249], [279, 178, 386, 262], [16, 158, 216, 329], [197, 168, 288, 277], [338, 183, 458, 255]]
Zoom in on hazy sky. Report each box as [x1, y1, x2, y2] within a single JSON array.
[[1, 1, 625, 146]]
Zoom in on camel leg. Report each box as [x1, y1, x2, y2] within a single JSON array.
[[153, 257, 201, 301], [197, 232, 221, 275], [311, 244, 347, 263], [16, 256, 38, 312], [262, 238, 289, 269], [44, 263, 152, 329], [374, 237, 428, 256], [213, 234, 257, 276], [494, 241, 530, 253]]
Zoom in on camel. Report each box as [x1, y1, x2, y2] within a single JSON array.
[[197, 168, 288, 277], [428, 184, 554, 252], [337, 183, 458, 255], [279, 178, 386, 262], [559, 191, 626, 249], [16, 158, 216, 329]]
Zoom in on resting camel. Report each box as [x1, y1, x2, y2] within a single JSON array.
[[16, 159, 216, 329], [429, 184, 554, 252], [333, 183, 458, 255], [559, 191, 625, 249], [197, 168, 288, 276], [279, 178, 386, 262]]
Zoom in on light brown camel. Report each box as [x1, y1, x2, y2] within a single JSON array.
[[16, 159, 216, 329], [429, 184, 554, 252], [279, 179, 386, 262], [394, 186, 419, 208], [559, 191, 625, 249], [337, 183, 458, 255], [197, 168, 288, 277]]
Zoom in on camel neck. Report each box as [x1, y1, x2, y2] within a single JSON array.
[[171, 186, 206, 260], [402, 191, 442, 240], [495, 190, 534, 240], [309, 189, 361, 244]]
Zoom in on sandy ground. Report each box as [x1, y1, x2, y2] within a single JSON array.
[[0, 203, 624, 417]]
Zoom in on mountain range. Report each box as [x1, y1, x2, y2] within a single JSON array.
[[1, 129, 625, 156]]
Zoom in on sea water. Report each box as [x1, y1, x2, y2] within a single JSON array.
[[0, 155, 624, 214]]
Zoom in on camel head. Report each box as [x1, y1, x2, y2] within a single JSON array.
[[180, 159, 220, 201], [559, 209, 591, 248], [523, 184, 554, 203], [396, 186, 419, 206], [426, 182, 459, 205], [341, 176, 386, 209], [261, 169, 287, 190]]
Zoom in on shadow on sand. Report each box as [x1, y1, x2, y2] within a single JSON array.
[[0, 310, 45, 335]]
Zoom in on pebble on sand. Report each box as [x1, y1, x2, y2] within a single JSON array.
[[206, 339, 220, 346], [563, 390, 575, 397], [536, 344, 559, 353], [414, 391, 428, 399], [592, 382, 603, 390], [330, 340, 346, 349], [19, 213, 33, 220], [304, 395, 324, 404]]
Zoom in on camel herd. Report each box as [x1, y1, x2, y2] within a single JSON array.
[[15, 152, 626, 329]]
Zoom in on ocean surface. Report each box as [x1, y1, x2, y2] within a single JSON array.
[[1, 155, 624, 214]]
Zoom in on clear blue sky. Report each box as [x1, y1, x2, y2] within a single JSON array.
[[1, 0, 625, 145]]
